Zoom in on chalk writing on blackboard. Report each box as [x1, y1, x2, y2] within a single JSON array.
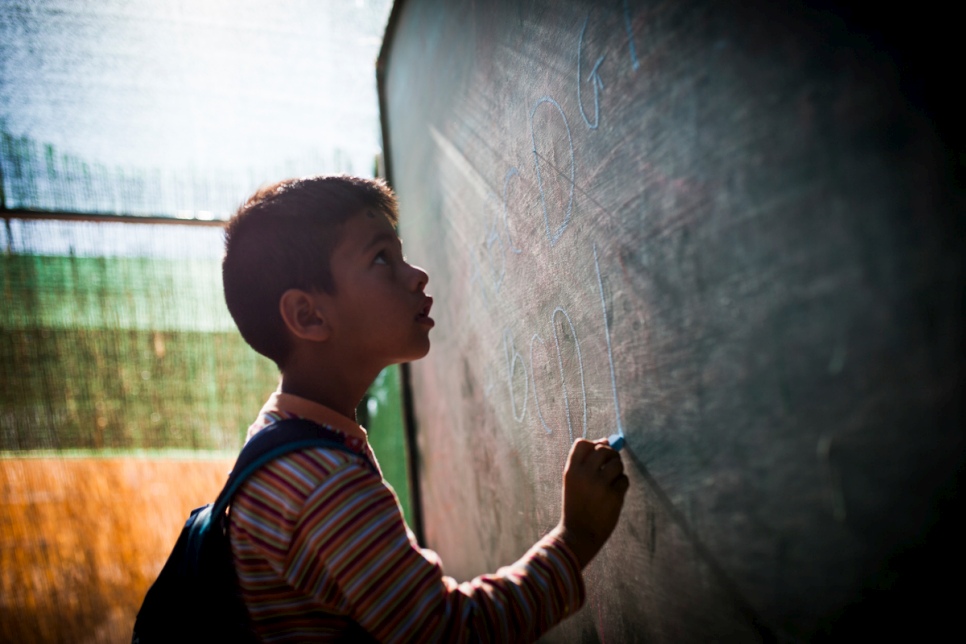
[[552, 306, 588, 442], [595, 243, 625, 439], [529, 96, 575, 246], [450, 22, 637, 447], [578, 13, 606, 130], [503, 328, 529, 422], [623, 0, 640, 70], [529, 306, 589, 441], [485, 245, 622, 448]]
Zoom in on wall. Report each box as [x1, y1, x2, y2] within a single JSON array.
[[379, 0, 964, 640]]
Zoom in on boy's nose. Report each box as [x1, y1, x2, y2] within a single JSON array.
[[409, 263, 429, 291]]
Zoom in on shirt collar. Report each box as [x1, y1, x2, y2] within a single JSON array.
[[247, 391, 370, 447]]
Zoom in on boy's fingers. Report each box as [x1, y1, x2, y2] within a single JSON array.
[[569, 438, 597, 463], [600, 453, 623, 471], [599, 455, 625, 483], [586, 444, 620, 470]]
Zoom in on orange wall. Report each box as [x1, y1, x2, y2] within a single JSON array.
[[1, 457, 234, 643]]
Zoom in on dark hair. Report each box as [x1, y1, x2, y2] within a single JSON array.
[[223, 175, 399, 368]]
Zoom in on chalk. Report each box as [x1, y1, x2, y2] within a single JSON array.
[[607, 434, 625, 451]]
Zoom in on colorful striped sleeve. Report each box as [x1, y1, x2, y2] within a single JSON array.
[[282, 455, 585, 643]]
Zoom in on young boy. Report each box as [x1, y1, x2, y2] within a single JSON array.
[[221, 175, 629, 642]]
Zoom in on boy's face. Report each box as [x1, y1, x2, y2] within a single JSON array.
[[321, 210, 433, 368]]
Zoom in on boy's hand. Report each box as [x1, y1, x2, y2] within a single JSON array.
[[552, 438, 630, 570]]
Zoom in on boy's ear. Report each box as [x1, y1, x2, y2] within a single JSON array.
[[279, 288, 331, 342]]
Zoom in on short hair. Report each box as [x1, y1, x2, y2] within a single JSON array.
[[223, 175, 399, 368]]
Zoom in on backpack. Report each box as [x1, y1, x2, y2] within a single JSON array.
[[132, 418, 373, 643]]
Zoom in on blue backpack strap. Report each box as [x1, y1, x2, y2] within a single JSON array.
[[134, 418, 376, 644], [212, 417, 376, 517]]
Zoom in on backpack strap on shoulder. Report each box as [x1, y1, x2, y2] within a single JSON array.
[[134, 417, 375, 643], [212, 417, 376, 517]]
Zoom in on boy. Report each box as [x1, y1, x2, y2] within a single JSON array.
[[221, 175, 629, 642]]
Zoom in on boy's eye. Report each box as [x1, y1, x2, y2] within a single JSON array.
[[374, 251, 389, 265]]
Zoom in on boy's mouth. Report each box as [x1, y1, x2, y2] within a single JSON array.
[[416, 297, 435, 327]]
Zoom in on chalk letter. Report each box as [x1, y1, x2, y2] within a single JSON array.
[[529, 96, 576, 247], [594, 244, 625, 438]]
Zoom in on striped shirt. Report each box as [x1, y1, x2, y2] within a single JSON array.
[[229, 392, 585, 642]]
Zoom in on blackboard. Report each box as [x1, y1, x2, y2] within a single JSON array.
[[377, 1, 964, 640]]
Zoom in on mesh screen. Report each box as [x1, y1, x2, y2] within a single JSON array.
[[0, 0, 393, 218], [0, 3, 411, 638], [1, 219, 276, 453], [0, 0, 403, 457]]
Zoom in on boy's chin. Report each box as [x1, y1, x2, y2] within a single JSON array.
[[392, 341, 431, 365], [410, 341, 432, 362]]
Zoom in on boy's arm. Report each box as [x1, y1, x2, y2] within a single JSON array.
[[552, 437, 630, 569], [285, 440, 627, 643]]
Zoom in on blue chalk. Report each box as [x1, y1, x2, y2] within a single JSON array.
[[608, 434, 625, 451]]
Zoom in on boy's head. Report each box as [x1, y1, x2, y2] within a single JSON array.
[[223, 175, 401, 368]]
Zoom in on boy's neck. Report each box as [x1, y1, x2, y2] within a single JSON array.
[[278, 365, 378, 423]]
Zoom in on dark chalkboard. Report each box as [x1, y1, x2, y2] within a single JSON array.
[[378, 1, 964, 640]]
